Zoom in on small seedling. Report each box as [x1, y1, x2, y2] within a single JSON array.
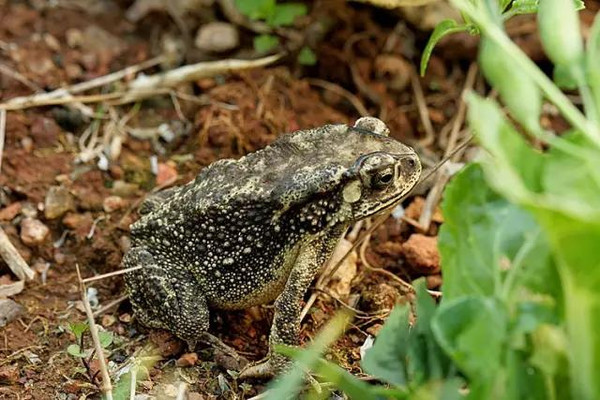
[[66, 321, 114, 388]]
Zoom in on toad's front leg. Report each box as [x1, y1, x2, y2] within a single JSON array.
[[239, 233, 340, 379]]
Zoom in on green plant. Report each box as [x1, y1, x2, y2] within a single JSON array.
[[420, 0, 585, 76], [234, 0, 317, 65], [67, 322, 114, 388], [269, 0, 600, 399]]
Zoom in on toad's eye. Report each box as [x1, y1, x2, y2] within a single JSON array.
[[372, 169, 394, 189]]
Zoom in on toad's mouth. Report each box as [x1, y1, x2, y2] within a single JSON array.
[[361, 190, 410, 217]]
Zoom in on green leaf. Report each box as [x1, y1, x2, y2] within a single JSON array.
[[298, 46, 317, 66], [554, 63, 579, 89], [432, 296, 507, 398], [538, 0, 584, 67], [234, 0, 275, 20], [253, 34, 279, 54], [67, 344, 86, 358], [439, 164, 552, 300], [479, 36, 542, 133], [267, 3, 307, 27], [69, 322, 88, 341], [507, 0, 538, 15], [420, 20, 468, 76], [361, 304, 410, 386], [279, 346, 379, 400], [266, 312, 352, 400], [362, 280, 454, 387], [586, 13, 600, 128], [98, 331, 113, 348]]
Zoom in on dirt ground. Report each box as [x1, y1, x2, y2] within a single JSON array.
[[0, 1, 596, 399]]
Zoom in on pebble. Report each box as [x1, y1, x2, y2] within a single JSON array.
[[176, 352, 198, 367], [195, 22, 239, 53], [44, 186, 75, 219], [401, 234, 440, 274], [0, 202, 22, 221], [0, 364, 19, 384], [0, 299, 25, 328], [156, 162, 178, 186], [103, 195, 126, 213], [20, 218, 49, 246]]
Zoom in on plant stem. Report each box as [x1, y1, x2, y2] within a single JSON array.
[[451, 0, 600, 147]]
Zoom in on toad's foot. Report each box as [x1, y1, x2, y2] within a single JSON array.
[[195, 332, 248, 365], [238, 355, 282, 379]]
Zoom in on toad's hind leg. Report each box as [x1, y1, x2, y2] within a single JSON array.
[[123, 247, 242, 360]]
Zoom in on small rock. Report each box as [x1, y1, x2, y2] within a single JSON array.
[[404, 197, 443, 223], [103, 195, 126, 213], [0, 364, 19, 384], [149, 330, 184, 358], [0, 299, 25, 328], [401, 234, 440, 274], [426, 274, 443, 289], [366, 324, 383, 336], [110, 180, 139, 197], [176, 352, 198, 367], [195, 22, 239, 53], [0, 202, 22, 221], [119, 313, 132, 323], [156, 162, 178, 186], [188, 393, 205, 400], [21, 137, 33, 152], [62, 212, 93, 231], [102, 314, 116, 327], [65, 28, 84, 48], [20, 202, 38, 218], [45, 186, 75, 219], [20, 218, 50, 246]]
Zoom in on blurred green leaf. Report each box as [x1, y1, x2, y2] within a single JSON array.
[[298, 46, 317, 66], [432, 296, 507, 397], [67, 344, 86, 358], [69, 322, 88, 341], [98, 331, 113, 348], [362, 280, 454, 388], [420, 20, 468, 76], [439, 164, 555, 300], [234, 0, 275, 20], [253, 34, 279, 53], [267, 3, 307, 26], [266, 312, 352, 400], [538, 0, 584, 68], [479, 36, 542, 133], [279, 346, 379, 400]]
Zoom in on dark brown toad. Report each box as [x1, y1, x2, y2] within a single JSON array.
[[123, 117, 422, 378]]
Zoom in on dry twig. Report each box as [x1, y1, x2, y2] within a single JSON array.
[[411, 68, 435, 147], [0, 226, 35, 281], [76, 264, 113, 400], [307, 78, 369, 117]]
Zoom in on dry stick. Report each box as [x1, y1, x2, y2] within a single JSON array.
[[119, 54, 283, 103], [411, 68, 436, 147], [0, 109, 5, 174], [76, 264, 113, 400], [93, 295, 129, 318], [0, 280, 24, 297], [0, 226, 35, 280], [0, 63, 42, 92], [1, 56, 165, 110], [129, 366, 137, 400], [307, 78, 369, 117], [82, 266, 142, 284], [418, 63, 478, 231], [175, 382, 188, 400]]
